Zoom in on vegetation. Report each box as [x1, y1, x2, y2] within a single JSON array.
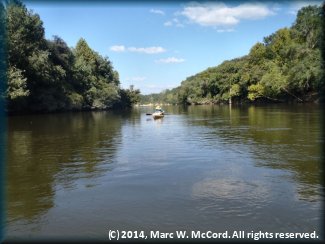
[[141, 5, 324, 104], [2, 2, 323, 110], [3, 1, 140, 113]]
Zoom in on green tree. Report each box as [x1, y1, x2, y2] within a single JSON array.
[[260, 61, 287, 100], [229, 84, 241, 98], [47, 36, 74, 85], [5, 1, 137, 113], [293, 5, 323, 49], [6, 1, 46, 111], [151, 4, 323, 105], [7, 66, 29, 99], [73, 38, 120, 109], [0, 2, 7, 110], [7, 1, 45, 74], [248, 83, 265, 101], [249, 42, 267, 65], [288, 48, 322, 94]]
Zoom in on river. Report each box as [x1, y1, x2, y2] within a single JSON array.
[[5, 104, 324, 240]]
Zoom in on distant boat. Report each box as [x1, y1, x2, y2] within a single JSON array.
[[152, 111, 164, 119], [152, 106, 164, 119]]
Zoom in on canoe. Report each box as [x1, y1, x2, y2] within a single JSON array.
[[152, 111, 164, 119]]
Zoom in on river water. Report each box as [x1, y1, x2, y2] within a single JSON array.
[[5, 104, 324, 240]]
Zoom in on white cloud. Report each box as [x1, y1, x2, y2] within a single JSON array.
[[180, 2, 275, 28], [164, 21, 173, 26], [164, 18, 184, 28], [216, 28, 235, 33], [128, 46, 166, 54], [155, 57, 185, 63], [150, 9, 165, 15], [110, 45, 125, 52], [125, 76, 147, 82], [110, 45, 166, 54], [287, 1, 322, 15]]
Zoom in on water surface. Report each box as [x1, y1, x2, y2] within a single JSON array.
[[5, 104, 324, 240]]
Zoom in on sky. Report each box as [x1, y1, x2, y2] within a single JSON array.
[[25, 0, 323, 95]]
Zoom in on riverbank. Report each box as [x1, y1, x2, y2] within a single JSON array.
[[139, 91, 323, 107]]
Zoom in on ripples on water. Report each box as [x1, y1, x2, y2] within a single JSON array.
[[5, 104, 324, 239]]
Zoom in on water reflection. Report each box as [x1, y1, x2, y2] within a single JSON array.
[[185, 104, 323, 202], [5, 105, 323, 239], [7, 111, 123, 222]]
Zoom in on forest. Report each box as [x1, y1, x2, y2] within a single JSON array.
[[1, 2, 324, 112], [141, 4, 324, 105], [1, 1, 140, 113]]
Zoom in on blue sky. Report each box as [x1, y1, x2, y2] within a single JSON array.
[[25, 1, 322, 94]]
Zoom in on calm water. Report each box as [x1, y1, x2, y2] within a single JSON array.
[[5, 104, 324, 240]]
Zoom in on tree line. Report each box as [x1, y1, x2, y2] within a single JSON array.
[[141, 5, 324, 105], [1, 0, 140, 114]]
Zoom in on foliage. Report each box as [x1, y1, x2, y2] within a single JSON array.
[[248, 83, 265, 101], [230, 84, 241, 98], [118, 85, 141, 108], [5, 1, 139, 113], [7, 66, 29, 100], [141, 4, 323, 105]]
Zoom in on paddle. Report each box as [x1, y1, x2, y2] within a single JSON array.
[[146, 112, 169, 115]]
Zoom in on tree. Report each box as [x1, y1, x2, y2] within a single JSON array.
[[4, 1, 140, 113], [7, 1, 46, 72], [229, 84, 241, 98], [288, 48, 322, 93], [249, 42, 267, 65], [73, 38, 120, 109], [47, 36, 74, 84], [147, 4, 323, 105], [260, 61, 287, 100], [248, 83, 265, 101], [293, 5, 323, 49], [6, 66, 29, 110], [0, 2, 7, 110], [6, 1, 46, 111]]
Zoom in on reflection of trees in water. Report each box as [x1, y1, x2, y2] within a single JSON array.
[[245, 106, 322, 202], [117, 108, 141, 126], [7, 111, 123, 222], [185, 104, 322, 202]]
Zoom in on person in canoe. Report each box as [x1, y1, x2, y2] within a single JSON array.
[[152, 105, 164, 119], [155, 105, 164, 114]]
